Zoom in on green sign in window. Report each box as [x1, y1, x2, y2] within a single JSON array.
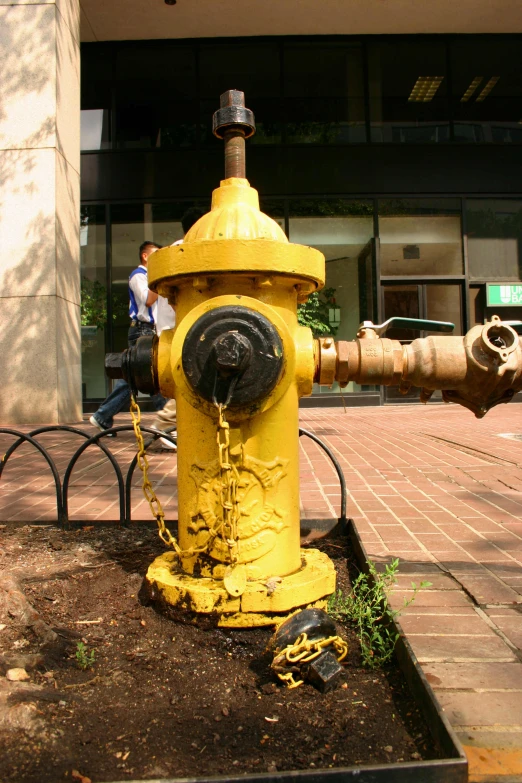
[[487, 284, 522, 307]]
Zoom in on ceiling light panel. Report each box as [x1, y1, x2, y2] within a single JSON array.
[[476, 76, 500, 102], [461, 77, 483, 102], [408, 76, 444, 102]]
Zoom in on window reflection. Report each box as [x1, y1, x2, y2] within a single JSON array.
[[114, 45, 198, 149], [81, 44, 112, 151], [289, 200, 376, 393], [426, 284, 462, 335], [81, 37, 522, 149], [467, 200, 522, 281], [151, 202, 210, 245], [383, 282, 462, 401], [80, 207, 107, 399], [284, 44, 366, 143], [368, 41, 449, 143], [110, 204, 149, 353], [451, 40, 522, 143], [81, 109, 111, 151], [109, 202, 210, 358], [379, 199, 463, 276], [199, 43, 282, 146]]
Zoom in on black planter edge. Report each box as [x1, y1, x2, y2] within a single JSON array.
[[110, 521, 468, 783]]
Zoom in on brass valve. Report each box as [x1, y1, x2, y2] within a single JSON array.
[[315, 315, 522, 418]]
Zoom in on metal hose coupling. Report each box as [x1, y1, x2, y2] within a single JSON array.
[[314, 316, 522, 418]]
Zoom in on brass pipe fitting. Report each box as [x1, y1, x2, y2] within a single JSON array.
[[315, 316, 522, 418], [316, 337, 337, 386], [314, 336, 403, 388]]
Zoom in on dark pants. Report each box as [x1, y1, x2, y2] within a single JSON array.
[[92, 322, 166, 429]]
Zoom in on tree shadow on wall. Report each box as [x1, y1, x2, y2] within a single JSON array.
[[0, 4, 81, 424]]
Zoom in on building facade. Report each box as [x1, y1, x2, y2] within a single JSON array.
[[80, 34, 522, 408], [2, 1, 522, 422]]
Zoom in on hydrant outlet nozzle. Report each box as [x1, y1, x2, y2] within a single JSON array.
[[104, 335, 158, 396]]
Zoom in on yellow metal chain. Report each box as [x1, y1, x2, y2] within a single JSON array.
[[215, 403, 241, 564], [129, 395, 183, 553], [130, 395, 235, 561], [271, 632, 349, 689]]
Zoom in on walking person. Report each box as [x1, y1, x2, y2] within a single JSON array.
[[89, 241, 166, 435]]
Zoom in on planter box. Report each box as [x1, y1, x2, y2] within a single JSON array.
[[113, 519, 468, 783]]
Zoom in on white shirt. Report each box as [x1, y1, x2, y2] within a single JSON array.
[[154, 240, 180, 335], [156, 295, 175, 335], [129, 265, 157, 324]]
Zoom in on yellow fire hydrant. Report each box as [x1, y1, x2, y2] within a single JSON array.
[[107, 90, 522, 628], [142, 91, 335, 626]]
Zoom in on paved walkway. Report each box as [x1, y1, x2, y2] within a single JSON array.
[[2, 403, 522, 781]]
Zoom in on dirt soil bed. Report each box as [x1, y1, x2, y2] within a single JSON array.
[[0, 524, 439, 783]]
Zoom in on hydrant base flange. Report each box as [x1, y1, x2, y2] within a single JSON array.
[[145, 548, 336, 628], [217, 601, 329, 628]]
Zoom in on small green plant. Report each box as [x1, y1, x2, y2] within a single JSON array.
[[297, 287, 338, 337], [75, 641, 95, 670], [328, 558, 431, 668], [81, 277, 128, 330]]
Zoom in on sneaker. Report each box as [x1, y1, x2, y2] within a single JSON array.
[[149, 425, 177, 451], [89, 415, 117, 438]]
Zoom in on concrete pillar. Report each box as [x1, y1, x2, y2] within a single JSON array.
[[0, 0, 81, 424]]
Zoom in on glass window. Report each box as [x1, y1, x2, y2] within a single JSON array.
[[114, 44, 198, 149], [383, 284, 462, 338], [199, 43, 282, 146], [382, 282, 462, 401], [200, 43, 281, 99], [110, 202, 210, 354], [284, 43, 366, 143], [81, 44, 113, 110], [289, 199, 375, 393], [81, 109, 111, 151], [151, 201, 210, 246], [379, 199, 463, 276], [110, 204, 149, 352], [451, 40, 522, 143], [81, 44, 113, 150], [80, 206, 107, 399], [467, 200, 522, 281], [368, 41, 449, 143], [468, 285, 485, 327], [425, 284, 462, 335]]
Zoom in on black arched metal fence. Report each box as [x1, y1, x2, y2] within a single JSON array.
[[0, 426, 346, 527]]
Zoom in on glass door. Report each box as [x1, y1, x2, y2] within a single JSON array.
[[382, 282, 463, 402]]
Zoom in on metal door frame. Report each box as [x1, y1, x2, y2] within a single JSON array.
[[379, 278, 466, 404]]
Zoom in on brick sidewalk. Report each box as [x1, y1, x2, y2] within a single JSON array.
[[2, 403, 522, 780]]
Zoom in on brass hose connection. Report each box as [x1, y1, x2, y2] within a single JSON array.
[[313, 316, 522, 417], [314, 334, 404, 388]]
